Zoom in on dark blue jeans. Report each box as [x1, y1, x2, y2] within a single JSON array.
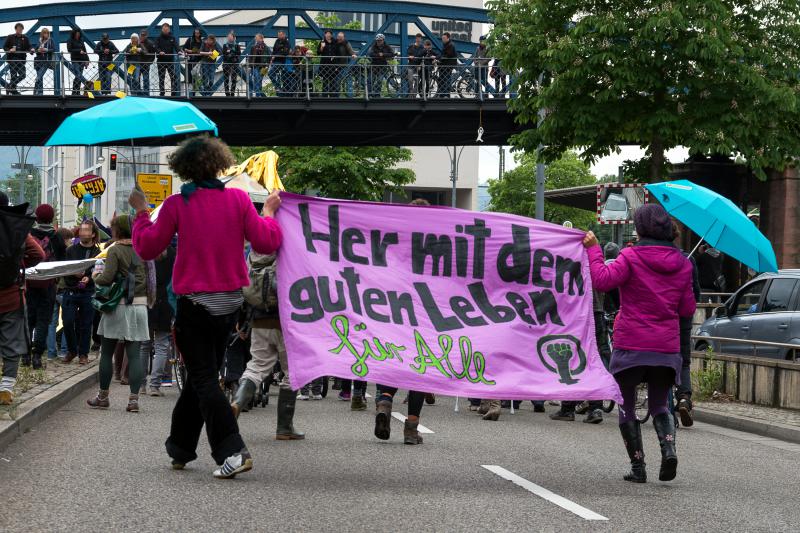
[[61, 290, 95, 357]]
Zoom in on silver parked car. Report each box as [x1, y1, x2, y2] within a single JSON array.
[[695, 270, 800, 360]]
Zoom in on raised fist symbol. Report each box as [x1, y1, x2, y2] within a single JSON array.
[[547, 343, 573, 365]]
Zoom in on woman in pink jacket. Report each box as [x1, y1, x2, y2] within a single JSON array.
[[583, 203, 695, 484], [129, 136, 282, 479]]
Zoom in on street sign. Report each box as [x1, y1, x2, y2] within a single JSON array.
[[136, 173, 173, 209], [71, 174, 106, 199]]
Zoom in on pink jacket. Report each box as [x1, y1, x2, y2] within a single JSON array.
[[132, 187, 281, 295], [588, 242, 696, 354]]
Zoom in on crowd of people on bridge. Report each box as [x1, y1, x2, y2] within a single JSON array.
[[3, 21, 511, 99], [0, 135, 700, 484]]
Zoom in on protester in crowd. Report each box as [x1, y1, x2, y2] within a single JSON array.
[[405, 33, 425, 97], [123, 34, 144, 94], [60, 221, 100, 364], [247, 33, 269, 97], [143, 244, 176, 396], [269, 30, 291, 96], [34, 27, 56, 96], [130, 135, 282, 479], [199, 34, 220, 96], [673, 222, 701, 427], [419, 40, 439, 97], [66, 29, 89, 95], [47, 227, 75, 361], [367, 33, 394, 98], [222, 32, 242, 97], [317, 30, 338, 96], [3, 23, 33, 95], [182, 28, 204, 96], [549, 290, 611, 424], [339, 378, 367, 410], [87, 215, 148, 412], [155, 23, 180, 96], [298, 377, 324, 400], [0, 192, 44, 405], [334, 32, 357, 97], [374, 197, 434, 444], [138, 29, 156, 96], [584, 203, 695, 483], [472, 36, 490, 94], [231, 252, 305, 441], [24, 204, 66, 370], [436, 32, 457, 98], [603, 242, 621, 312], [696, 244, 725, 293], [94, 33, 119, 95]]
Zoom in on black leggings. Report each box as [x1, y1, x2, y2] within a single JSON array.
[[377, 385, 425, 417], [616, 366, 673, 424], [340, 379, 366, 396]]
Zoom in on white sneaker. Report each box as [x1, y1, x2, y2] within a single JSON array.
[[213, 450, 253, 479], [311, 393, 323, 401], [297, 392, 310, 400]]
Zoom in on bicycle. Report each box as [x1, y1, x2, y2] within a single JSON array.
[[169, 324, 187, 392], [576, 311, 618, 415], [634, 383, 679, 426]]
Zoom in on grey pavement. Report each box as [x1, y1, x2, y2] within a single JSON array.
[[696, 400, 800, 428], [1, 383, 799, 532]]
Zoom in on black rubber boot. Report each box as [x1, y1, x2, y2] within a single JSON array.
[[276, 387, 305, 440], [231, 378, 256, 419], [31, 352, 43, 370], [619, 421, 647, 483], [653, 413, 678, 481]]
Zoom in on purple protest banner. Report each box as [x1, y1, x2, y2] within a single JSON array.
[[276, 193, 621, 402]]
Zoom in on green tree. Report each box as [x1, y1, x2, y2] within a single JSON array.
[[2, 170, 41, 207], [487, 150, 597, 228], [488, 0, 800, 180], [231, 146, 415, 201]]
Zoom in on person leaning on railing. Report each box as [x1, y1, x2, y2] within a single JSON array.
[[406, 33, 425, 97], [34, 27, 56, 96], [198, 35, 221, 96], [247, 33, 269, 97], [66, 29, 89, 96], [367, 33, 394, 98], [139, 29, 156, 96], [472, 36, 490, 94], [123, 34, 144, 95], [94, 33, 118, 95], [182, 28, 204, 96], [269, 30, 291, 96], [333, 32, 357, 97], [317, 30, 338, 97], [436, 32, 458, 98], [222, 31, 242, 97], [3, 22, 34, 95], [155, 22, 180, 96]]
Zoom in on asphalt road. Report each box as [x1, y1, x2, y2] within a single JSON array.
[[2, 382, 799, 532]]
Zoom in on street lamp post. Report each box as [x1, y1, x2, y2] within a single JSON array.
[[447, 145, 466, 208]]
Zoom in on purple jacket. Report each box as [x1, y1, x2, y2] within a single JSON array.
[[588, 242, 696, 354]]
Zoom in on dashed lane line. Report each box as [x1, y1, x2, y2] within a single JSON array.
[[481, 465, 608, 521]]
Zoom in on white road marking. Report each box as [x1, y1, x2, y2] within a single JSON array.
[[481, 465, 608, 521], [391, 412, 434, 434]]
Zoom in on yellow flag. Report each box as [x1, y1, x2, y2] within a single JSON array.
[[211, 50, 220, 60], [106, 63, 115, 71], [115, 90, 126, 99], [93, 80, 101, 91], [87, 91, 95, 99], [127, 64, 136, 75]]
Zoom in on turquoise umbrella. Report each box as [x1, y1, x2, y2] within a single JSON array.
[[45, 96, 217, 147], [645, 179, 778, 273]]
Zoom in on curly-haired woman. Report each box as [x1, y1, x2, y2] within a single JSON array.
[[129, 136, 282, 479]]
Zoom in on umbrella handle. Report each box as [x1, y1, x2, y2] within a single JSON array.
[[688, 237, 704, 258]]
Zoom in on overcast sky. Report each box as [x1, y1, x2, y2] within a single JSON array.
[[2, 2, 689, 182]]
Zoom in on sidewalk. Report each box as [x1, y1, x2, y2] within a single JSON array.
[[0, 356, 99, 451], [694, 399, 800, 444]]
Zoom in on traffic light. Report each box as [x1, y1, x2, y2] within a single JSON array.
[[109, 153, 117, 171]]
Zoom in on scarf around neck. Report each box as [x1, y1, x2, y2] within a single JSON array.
[[180, 178, 225, 202]]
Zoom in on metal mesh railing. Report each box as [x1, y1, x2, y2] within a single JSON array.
[[0, 54, 514, 100]]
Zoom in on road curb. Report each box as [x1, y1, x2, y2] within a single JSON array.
[[694, 408, 800, 444], [0, 365, 98, 452]]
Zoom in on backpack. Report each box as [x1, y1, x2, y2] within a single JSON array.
[[0, 203, 36, 289], [243, 252, 278, 312]]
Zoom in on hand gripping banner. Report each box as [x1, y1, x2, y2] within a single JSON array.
[[277, 193, 621, 402]]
